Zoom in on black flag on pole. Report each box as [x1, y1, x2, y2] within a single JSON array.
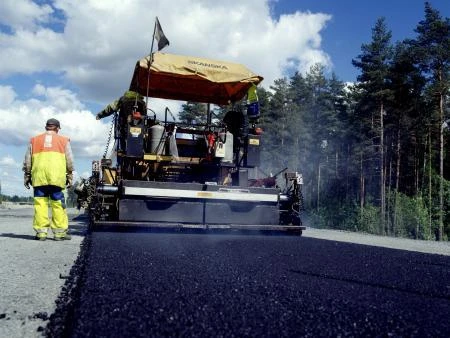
[[154, 17, 169, 51]]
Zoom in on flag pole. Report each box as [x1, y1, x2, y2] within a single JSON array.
[[145, 17, 158, 109]]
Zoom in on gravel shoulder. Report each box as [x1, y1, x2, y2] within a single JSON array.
[[303, 227, 450, 256], [0, 205, 87, 338]]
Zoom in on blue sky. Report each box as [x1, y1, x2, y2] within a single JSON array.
[[272, 0, 449, 82], [0, 0, 448, 197]]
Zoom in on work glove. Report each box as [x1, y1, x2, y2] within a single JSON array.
[[66, 173, 73, 188], [24, 173, 32, 189]]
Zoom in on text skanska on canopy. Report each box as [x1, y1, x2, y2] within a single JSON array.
[[187, 60, 228, 70]]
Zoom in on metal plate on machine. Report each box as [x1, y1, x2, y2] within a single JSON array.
[[129, 127, 142, 137], [248, 138, 260, 145], [246, 135, 260, 167], [121, 180, 279, 197], [118, 198, 280, 225], [123, 186, 278, 202]]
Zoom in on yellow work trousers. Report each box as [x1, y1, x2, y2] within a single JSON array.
[[33, 186, 68, 239]]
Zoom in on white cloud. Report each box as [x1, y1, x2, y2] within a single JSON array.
[[0, 0, 53, 31], [0, 28, 67, 76], [0, 85, 16, 107], [31, 84, 85, 111], [0, 0, 332, 102], [0, 84, 110, 157], [0, 155, 19, 167]]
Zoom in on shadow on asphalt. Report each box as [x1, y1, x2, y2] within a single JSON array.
[[71, 214, 89, 221], [91, 225, 302, 237], [73, 211, 303, 237], [0, 231, 87, 240], [0, 223, 87, 241], [0, 233, 36, 240]]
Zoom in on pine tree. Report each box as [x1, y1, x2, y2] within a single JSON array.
[[412, 2, 450, 240], [386, 41, 427, 235], [352, 17, 394, 234], [260, 78, 291, 174], [178, 102, 208, 125]]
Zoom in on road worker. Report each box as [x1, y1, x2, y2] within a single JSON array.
[[96, 90, 147, 151], [246, 83, 260, 121], [23, 118, 75, 241]]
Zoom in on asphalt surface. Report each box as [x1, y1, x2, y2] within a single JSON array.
[[47, 228, 450, 337], [1, 205, 449, 337]]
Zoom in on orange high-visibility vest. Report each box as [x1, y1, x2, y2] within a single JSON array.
[[30, 132, 69, 188]]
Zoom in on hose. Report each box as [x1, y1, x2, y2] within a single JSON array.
[[102, 112, 116, 159]]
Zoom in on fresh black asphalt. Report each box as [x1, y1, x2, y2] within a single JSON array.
[[46, 228, 450, 337]]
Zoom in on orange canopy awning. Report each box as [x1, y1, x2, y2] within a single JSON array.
[[129, 52, 263, 105]]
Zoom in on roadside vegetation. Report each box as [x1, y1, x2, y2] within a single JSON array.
[[255, 3, 449, 241], [0, 195, 33, 204], [1, 186, 78, 208]]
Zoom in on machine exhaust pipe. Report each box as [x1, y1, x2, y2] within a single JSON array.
[[279, 194, 289, 202], [96, 185, 119, 195]]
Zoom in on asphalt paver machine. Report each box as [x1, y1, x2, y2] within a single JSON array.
[[76, 52, 305, 234]]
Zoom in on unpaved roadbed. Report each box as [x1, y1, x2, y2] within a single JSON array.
[[0, 206, 87, 338], [303, 227, 450, 256]]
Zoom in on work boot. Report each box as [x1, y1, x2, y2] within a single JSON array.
[[54, 233, 72, 241], [35, 235, 47, 241]]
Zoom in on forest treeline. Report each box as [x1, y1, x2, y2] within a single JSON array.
[[257, 3, 449, 241], [179, 2, 449, 241]]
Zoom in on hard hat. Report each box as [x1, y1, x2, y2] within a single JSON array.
[[46, 118, 61, 128]]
